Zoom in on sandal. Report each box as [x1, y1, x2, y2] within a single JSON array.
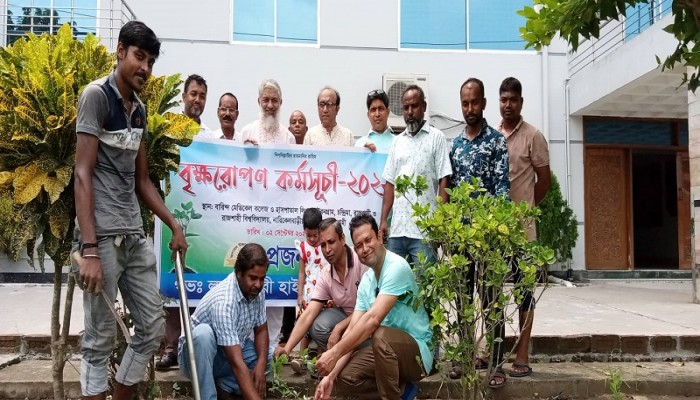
[[448, 362, 462, 379], [488, 368, 506, 389], [508, 362, 532, 377], [475, 357, 489, 370]]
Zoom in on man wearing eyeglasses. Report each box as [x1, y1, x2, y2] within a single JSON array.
[[209, 92, 240, 140], [314, 213, 431, 400], [355, 89, 395, 153], [241, 78, 296, 145], [304, 87, 355, 146]]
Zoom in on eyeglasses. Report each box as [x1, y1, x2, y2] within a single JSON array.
[[317, 102, 337, 109], [218, 107, 237, 114], [367, 89, 386, 97]]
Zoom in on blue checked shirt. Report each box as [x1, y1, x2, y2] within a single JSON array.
[[450, 119, 510, 198], [190, 273, 266, 347]]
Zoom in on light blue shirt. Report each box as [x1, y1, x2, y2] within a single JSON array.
[[355, 250, 433, 372], [355, 128, 396, 152]]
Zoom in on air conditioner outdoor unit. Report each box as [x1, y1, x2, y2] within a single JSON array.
[[382, 73, 429, 130]]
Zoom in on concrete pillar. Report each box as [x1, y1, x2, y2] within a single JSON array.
[[689, 89, 700, 304]]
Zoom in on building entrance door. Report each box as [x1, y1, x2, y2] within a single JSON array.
[[584, 148, 690, 270], [631, 151, 678, 269], [585, 148, 630, 269]]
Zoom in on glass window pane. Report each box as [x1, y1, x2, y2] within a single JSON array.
[[468, 0, 528, 50], [277, 0, 317, 44], [586, 119, 673, 146], [400, 0, 466, 50], [234, 0, 274, 42], [5, 0, 97, 43], [679, 122, 689, 146], [625, 2, 652, 41]]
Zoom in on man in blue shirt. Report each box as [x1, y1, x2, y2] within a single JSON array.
[[314, 213, 431, 400], [450, 77, 509, 197], [448, 77, 510, 388], [178, 243, 270, 400], [355, 89, 395, 152]]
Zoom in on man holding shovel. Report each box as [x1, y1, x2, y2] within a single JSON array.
[[72, 20, 188, 400]]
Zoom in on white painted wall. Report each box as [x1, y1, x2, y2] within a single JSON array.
[[121, 0, 565, 141], [568, 13, 676, 115], [0, 0, 578, 274]]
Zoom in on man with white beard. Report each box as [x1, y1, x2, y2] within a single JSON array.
[[240, 79, 296, 145], [238, 78, 293, 352]]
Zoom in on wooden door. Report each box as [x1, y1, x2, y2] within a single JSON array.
[[585, 148, 630, 269], [677, 152, 691, 269]]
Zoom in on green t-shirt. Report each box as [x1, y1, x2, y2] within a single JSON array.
[[354, 129, 396, 152], [355, 250, 433, 372]]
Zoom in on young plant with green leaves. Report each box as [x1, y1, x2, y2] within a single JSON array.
[[536, 173, 578, 265], [395, 176, 555, 399]]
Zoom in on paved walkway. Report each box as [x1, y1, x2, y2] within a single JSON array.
[[1, 279, 699, 399], [1, 279, 697, 337]]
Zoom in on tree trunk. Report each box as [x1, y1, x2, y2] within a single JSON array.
[[51, 267, 65, 400], [50, 265, 76, 400]]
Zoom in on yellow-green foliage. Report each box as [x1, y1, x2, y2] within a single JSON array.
[[0, 25, 113, 269], [0, 25, 199, 269], [138, 74, 200, 235]]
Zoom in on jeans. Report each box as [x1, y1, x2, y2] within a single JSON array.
[[73, 233, 164, 396], [387, 236, 436, 266], [178, 324, 271, 400]]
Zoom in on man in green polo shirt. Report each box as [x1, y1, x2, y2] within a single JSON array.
[[314, 213, 431, 400], [355, 89, 395, 152]]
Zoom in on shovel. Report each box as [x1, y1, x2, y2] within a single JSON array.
[[173, 251, 202, 400]]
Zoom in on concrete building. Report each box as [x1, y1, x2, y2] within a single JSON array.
[[0, 0, 694, 281]]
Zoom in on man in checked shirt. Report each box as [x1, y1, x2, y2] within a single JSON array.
[[178, 243, 271, 400]]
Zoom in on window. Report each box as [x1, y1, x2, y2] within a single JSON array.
[[232, 0, 317, 44], [400, 0, 530, 51], [468, 0, 528, 50], [400, 0, 465, 50], [624, 0, 672, 41], [5, 0, 97, 46]]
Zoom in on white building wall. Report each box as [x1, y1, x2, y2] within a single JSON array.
[[568, 13, 676, 115], [0, 0, 575, 275], [124, 0, 566, 142]]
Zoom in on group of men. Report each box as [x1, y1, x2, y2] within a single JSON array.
[[73, 20, 550, 400]]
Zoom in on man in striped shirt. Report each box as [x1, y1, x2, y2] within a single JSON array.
[[178, 243, 270, 400]]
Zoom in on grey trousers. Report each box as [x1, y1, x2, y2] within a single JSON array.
[[73, 233, 165, 396], [309, 307, 347, 350]]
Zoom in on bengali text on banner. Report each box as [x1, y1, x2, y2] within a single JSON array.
[[155, 139, 387, 306]]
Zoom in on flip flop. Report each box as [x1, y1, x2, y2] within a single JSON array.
[[489, 368, 507, 389], [508, 363, 532, 377]]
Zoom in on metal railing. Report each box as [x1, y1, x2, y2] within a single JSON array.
[[0, 0, 136, 50], [568, 0, 673, 76]]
